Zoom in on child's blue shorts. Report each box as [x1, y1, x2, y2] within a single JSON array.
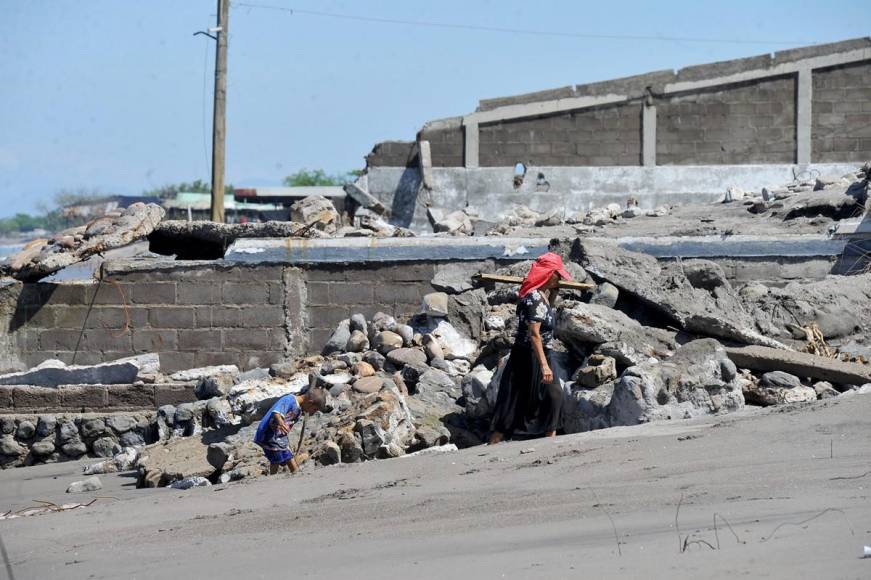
[[263, 448, 294, 465]]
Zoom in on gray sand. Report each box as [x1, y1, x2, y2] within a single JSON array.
[[1, 393, 870, 579]]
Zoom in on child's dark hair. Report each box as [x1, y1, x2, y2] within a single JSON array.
[[304, 387, 328, 412]]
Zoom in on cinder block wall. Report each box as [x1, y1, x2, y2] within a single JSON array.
[[479, 103, 643, 167], [812, 61, 871, 162], [656, 76, 797, 165], [0, 261, 443, 374]]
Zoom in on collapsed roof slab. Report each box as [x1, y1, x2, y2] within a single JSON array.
[[224, 237, 550, 265]]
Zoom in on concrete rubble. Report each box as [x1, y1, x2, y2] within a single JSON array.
[[0, 165, 869, 499]]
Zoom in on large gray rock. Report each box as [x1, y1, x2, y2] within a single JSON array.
[[589, 282, 619, 308], [556, 300, 676, 366], [323, 320, 351, 355], [66, 476, 103, 494], [606, 339, 744, 427], [58, 421, 79, 442], [373, 331, 403, 354], [36, 415, 57, 438], [349, 313, 368, 335], [346, 330, 370, 353], [290, 195, 339, 233], [386, 348, 427, 368], [573, 355, 617, 388], [30, 440, 56, 457], [422, 292, 450, 318], [107, 416, 137, 434], [170, 365, 239, 382], [761, 371, 802, 389], [61, 439, 88, 458], [574, 239, 787, 349], [461, 365, 495, 419], [91, 437, 120, 458], [16, 420, 35, 440], [0, 436, 26, 457], [0, 354, 158, 388], [0, 418, 14, 435]]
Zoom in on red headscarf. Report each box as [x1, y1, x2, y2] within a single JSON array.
[[518, 252, 572, 298]]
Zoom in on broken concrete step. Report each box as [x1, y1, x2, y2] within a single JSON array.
[[725, 346, 871, 386], [0, 354, 159, 388]]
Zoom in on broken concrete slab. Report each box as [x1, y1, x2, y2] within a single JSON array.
[[572, 238, 788, 349], [290, 195, 340, 234], [555, 300, 676, 366], [224, 237, 549, 264], [8, 203, 165, 282], [344, 182, 388, 216], [0, 354, 159, 388], [725, 345, 871, 386]]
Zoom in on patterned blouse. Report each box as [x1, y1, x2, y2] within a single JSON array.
[[515, 289, 555, 349]]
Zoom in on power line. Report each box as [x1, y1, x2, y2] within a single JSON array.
[[233, 2, 814, 46]]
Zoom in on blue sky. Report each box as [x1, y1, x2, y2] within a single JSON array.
[[0, 0, 866, 217]]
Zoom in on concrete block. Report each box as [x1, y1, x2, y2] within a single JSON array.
[[330, 283, 373, 305], [192, 306, 212, 328], [88, 282, 132, 305], [154, 384, 198, 407], [59, 385, 108, 409], [39, 329, 83, 351], [306, 281, 330, 305], [177, 283, 221, 305], [307, 306, 350, 329], [51, 306, 90, 329], [131, 282, 176, 305], [106, 384, 156, 408], [238, 307, 285, 328], [222, 282, 269, 305], [82, 330, 132, 353], [208, 307, 241, 328], [156, 352, 196, 373], [178, 329, 222, 351], [374, 284, 420, 306], [194, 351, 241, 368], [13, 386, 60, 409], [45, 283, 90, 305], [84, 307, 147, 330], [223, 329, 272, 351], [132, 329, 178, 353], [266, 281, 284, 305], [149, 307, 195, 329]]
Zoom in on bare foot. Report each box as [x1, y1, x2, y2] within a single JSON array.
[[488, 432, 504, 445], [545, 431, 556, 438]]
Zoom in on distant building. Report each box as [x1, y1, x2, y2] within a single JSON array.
[[161, 192, 287, 222]]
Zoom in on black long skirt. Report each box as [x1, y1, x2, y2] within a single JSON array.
[[489, 342, 564, 437]]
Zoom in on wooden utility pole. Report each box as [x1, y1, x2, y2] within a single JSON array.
[[210, 0, 229, 223]]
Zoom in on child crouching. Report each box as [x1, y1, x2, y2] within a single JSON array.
[[253, 387, 328, 475]]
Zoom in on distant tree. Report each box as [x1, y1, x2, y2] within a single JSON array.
[[141, 180, 232, 200], [282, 169, 359, 187]]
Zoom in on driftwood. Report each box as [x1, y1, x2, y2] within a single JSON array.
[[473, 273, 595, 291], [725, 345, 871, 386]]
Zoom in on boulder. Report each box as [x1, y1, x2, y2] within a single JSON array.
[[66, 476, 102, 494], [81, 418, 106, 439], [0, 436, 26, 457], [338, 431, 364, 463], [362, 350, 386, 371], [170, 365, 239, 382], [373, 331, 403, 354], [607, 339, 744, 426], [36, 415, 56, 438], [461, 365, 495, 419], [352, 376, 386, 394], [813, 381, 840, 400], [352, 361, 376, 378], [346, 330, 370, 353], [589, 282, 618, 308], [138, 436, 215, 488], [422, 292, 449, 318], [91, 437, 120, 458], [574, 239, 787, 349], [744, 381, 817, 406], [422, 334, 444, 361], [761, 371, 802, 390], [290, 195, 339, 233], [30, 440, 56, 457], [386, 348, 427, 368], [349, 313, 368, 335], [315, 440, 341, 465], [323, 320, 351, 355], [106, 415, 137, 434], [16, 420, 35, 440], [556, 300, 676, 366], [573, 355, 617, 388], [429, 320, 477, 361], [396, 324, 414, 347], [58, 421, 79, 442], [61, 440, 88, 458], [0, 418, 14, 435]]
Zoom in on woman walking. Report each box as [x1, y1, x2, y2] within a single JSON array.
[[489, 252, 571, 444]]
